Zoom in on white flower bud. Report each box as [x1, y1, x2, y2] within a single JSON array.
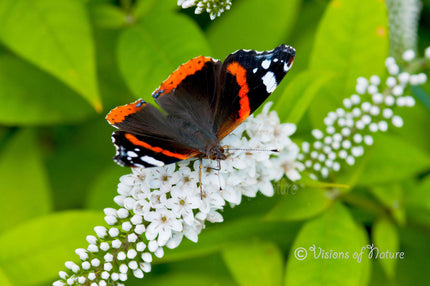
[[104, 262, 113, 271], [127, 249, 138, 259], [104, 253, 114, 262], [367, 85, 378, 94], [312, 129, 324, 139], [129, 261, 138, 270], [313, 163, 321, 171], [398, 72, 410, 84], [392, 116, 404, 127], [109, 228, 120, 238], [339, 150, 347, 159], [301, 142, 310, 153], [133, 269, 144, 279], [372, 93, 383, 104], [75, 248, 88, 260], [364, 135, 374, 145], [425, 47, 430, 58], [117, 251, 127, 261], [385, 57, 396, 67], [130, 215, 143, 225], [392, 85, 403, 96], [87, 244, 99, 253], [350, 94, 361, 105], [378, 121, 388, 132], [117, 208, 129, 219], [86, 235, 97, 245], [370, 75, 381, 85], [333, 162, 341, 171], [120, 264, 128, 273], [104, 215, 117, 225], [154, 247, 165, 258], [119, 273, 128, 281], [343, 98, 352, 108], [346, 156, 355, 165], [135, 224, 146, 235], [88, 272, 96, 280], [369, 123, 378, 132], [353, 134, 362, 143], [402, 49, 415, 62], [111, 273, 119, 281], [82, 261, 91, 270], [326, 126, 335, 134], [384, 95, 395, 106], [112, 239, 122, 249], [94, 226, 107, 238], [383, 108, 393, 118], [386, 76, 397, 87], [91, 258, 100, 267], [141, 252, 152, 263]]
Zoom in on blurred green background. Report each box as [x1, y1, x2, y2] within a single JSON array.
[[0, 0, 430, 285]]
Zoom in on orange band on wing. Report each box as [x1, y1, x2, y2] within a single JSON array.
[[125, 133, 192, 160], [106, 99, 145, 125], [153, 56, 213, 97], [226, 62, 250, 119]]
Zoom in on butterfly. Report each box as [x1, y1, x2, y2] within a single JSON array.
[[106, 44, 295, 168]]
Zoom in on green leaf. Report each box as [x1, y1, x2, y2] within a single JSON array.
[[0, 210, 104, 286], [0, 0, 101, 110], [85, 165, 130, 210], [355, 134, 430, 185], [370, 183, 406, 225], [130, 272, 236, 286], [118, 12, 211, 99], [162, 217, 301, 263], [207, 0, 302, 59], [285, 202, 370, 286], [372, 218, 399, 279], [405, 175, 430, 227], [0, 53, 94, 125], [88, 3, 127, 29], [265, 186, 333, 221], [396, 226, 430, 285], [275, 69, 337, 124], [0, 268, 12, 286], [308, 0, 388, 127], [222, 240, 284, 286], [0, 129, 51, 234]]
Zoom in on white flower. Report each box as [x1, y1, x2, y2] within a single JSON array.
[[178, 0, 232, 20], [144, 208, 183, 245], [166, 186, 201, 225]]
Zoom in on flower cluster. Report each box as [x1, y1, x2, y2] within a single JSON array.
[[298, 50, 428, 179], [54, 103, 301, 285], [177, 0, 232, 20]]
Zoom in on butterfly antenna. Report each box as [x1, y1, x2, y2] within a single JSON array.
[[225, 147, 280, 153], [217, 160, 223, 193]]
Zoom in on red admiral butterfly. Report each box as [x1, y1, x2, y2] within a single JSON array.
[[106, 44, 295, 168]]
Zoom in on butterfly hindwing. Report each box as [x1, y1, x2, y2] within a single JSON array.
[[112, 131, 199, 167]]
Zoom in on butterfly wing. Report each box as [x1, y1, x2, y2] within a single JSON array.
[[106, 99, 199, 167], [214, 44, 295, 139], [151, 56, 223, 153]]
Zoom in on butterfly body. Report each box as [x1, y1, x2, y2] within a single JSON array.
[[107, 45, 295, 168]]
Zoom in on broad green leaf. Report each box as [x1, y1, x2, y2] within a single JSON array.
[[0, 54, 94, 125], [397, 226, 430, 285], [0, 210, 104, 286], [88, 3, 127, 29], [0, 268, 12, 286], [308, 0, 388, 127], [129, 272, 236, 286], [118, 12, 211, 99], [370, 184, 405, 225], [0, 129, 51, 234], [207, 0, 301, 59], [275, 69, 336, 124], [355, 134, 430, 185], [265, 187, 333, 221], [222, 240, 284, 286], [0, 0, 101, 110], [372, 218, 399, 279], [405, 175, 430, 227], [162, 217, 301, 263], [93, 28, 136, 108], [85, 165, 130, 210], [285, 202, 370, 286], [45, 118, 115, 210]]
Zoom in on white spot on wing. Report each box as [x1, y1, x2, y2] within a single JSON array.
[[127, 151, 138, 157], [273, 58, 278, 62], [141, 156, 164, 167], [284, 62, 291, 72], [261, 59, 271, 69], [253, 68, 258, 73], [262, 72, 278, 93]]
